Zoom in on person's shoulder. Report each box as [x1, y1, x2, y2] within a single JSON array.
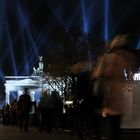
[[19, 94, 24, 99]]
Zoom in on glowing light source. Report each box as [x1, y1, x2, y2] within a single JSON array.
[[133, 73, 140, 81]]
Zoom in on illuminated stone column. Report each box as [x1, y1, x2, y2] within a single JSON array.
[[5, 88, 10, 105], [30, 91, 35, 102]]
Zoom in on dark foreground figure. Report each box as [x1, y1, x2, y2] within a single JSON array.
[[17, 88, 31, 132]]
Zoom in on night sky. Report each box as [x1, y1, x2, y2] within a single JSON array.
[[0, 0, 140, 79]]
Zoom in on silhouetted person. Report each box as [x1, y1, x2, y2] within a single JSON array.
[[38, 91, 55, 132], [17, 88, 31, 132], [38, 91, 49, 132], [74, 71, 102, 139], [10, 100, 17, 126], [2, 104, 10, 125], [51, 91, 63, 130]]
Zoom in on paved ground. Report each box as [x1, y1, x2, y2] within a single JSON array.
[[0, 125, 140, 140], [0, 125, 76, 140], [121, 129, 140, 140]]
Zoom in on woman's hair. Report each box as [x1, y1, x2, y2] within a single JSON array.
[[107, 34, 138, 51]]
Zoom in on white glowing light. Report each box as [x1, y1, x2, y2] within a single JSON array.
[[133, 73, 140, 81], [65, 101, 73, 105]]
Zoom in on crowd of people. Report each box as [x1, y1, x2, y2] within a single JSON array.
[[0, 88, 98, 135], [0, 89, 63, 132], [0, 90, 109, 140]]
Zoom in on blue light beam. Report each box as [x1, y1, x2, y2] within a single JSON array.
[[80, 0, 89, 33], [15, 2, 39, 75], [16, 2, 39, 57], [0, 0, 5, 44], [6, 23, 18, 76], [0, 70, 5, 82], [104, 0, 110, 42]]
